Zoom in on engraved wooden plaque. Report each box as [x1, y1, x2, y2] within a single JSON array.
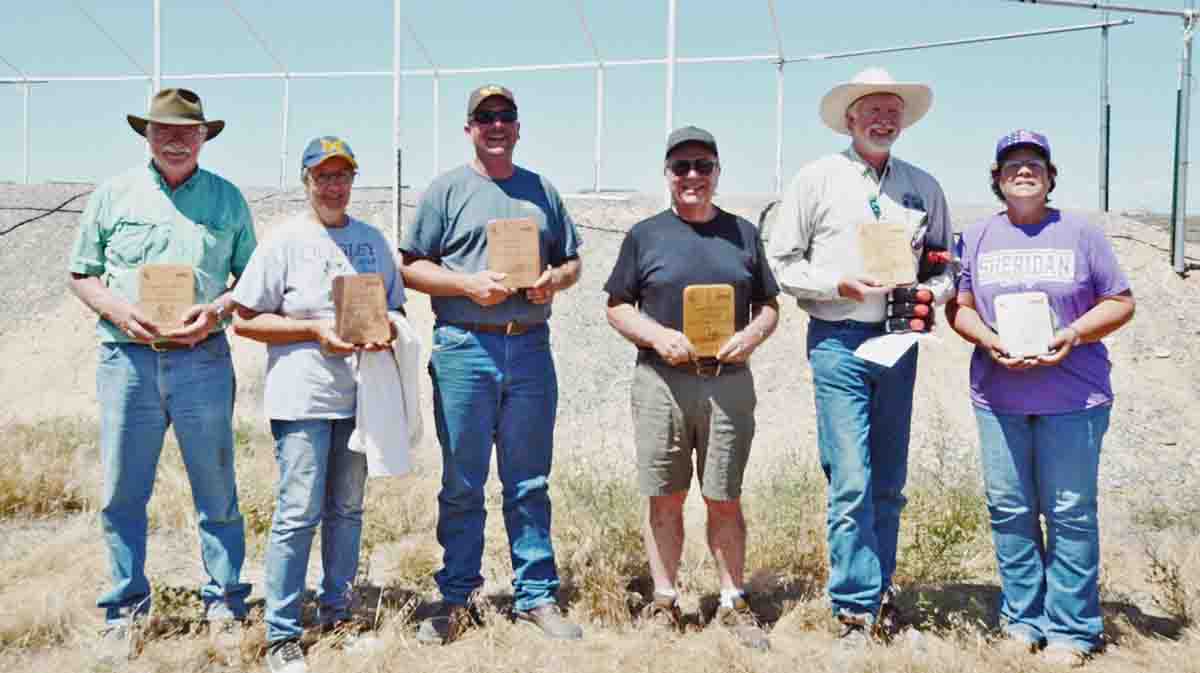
[[994, 291, 1055, 358], [138, 264, 194, 330], [683, 284, 736, 358], [333, 273, 390, 344], [859, 221, 917, 286], [487, 218, 542, 289]]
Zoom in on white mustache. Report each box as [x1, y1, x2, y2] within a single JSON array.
[[161, 143, 193, 155]]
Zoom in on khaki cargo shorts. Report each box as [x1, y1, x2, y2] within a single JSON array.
[[631, 358, 756, 500]]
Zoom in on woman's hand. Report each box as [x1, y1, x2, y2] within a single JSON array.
[[983, 333, 1038, 371], [1035, 326, 1079, 366]]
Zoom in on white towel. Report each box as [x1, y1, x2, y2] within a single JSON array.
[[348, 311, 422, 477]]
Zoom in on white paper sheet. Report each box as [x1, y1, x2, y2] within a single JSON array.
[[853, 332, 929, 368]]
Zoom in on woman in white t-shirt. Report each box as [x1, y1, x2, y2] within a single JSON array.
[[232, 137, 404, 673]]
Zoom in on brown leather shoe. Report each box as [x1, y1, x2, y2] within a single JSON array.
[[513, 603, 583, 640], [640, 594, 682, 633], [714, 595, 770, 651], [415, 602, 474, 645]]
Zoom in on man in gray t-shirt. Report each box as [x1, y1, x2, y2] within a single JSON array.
[[400, 84, 583, 644]]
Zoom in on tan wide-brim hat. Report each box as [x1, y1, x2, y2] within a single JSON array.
[[127, 88, 225, 140], [819, 67, 932, 136]]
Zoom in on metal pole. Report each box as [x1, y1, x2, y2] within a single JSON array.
[[1002, 0, 1186, 18], [432, 73, 440, 176], [280, 76, 290, 191], [152, 0, 160, 92], [22, 82, 30, 184], [594, 65, 605, 192], [664, 0, 677, 208], [1171, 13, 1194, 273], [1100, 14, 1111, 212], [393, 0, 402, 243], [775, 62, 784, 195]]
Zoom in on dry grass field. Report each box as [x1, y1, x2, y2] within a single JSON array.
[[0, 185, 1198, 672]]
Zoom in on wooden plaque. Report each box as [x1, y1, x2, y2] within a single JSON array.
[[333, 273, 390, 344], [994, 291, 1055, 358], [138, 264, 194, 330], [487, 218, 542, 289], [682, 284, 736, 358], [859, 221, 917, 286]]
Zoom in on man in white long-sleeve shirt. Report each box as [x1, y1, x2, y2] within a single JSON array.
[[764, 67, 954, 647]]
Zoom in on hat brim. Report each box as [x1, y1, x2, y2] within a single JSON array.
[[819, 82, 932, 135], [127, 114, 225, 141], [305, 152, 359, 171]]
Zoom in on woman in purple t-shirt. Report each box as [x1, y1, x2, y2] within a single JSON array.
[[950, 130, 1135, 665]]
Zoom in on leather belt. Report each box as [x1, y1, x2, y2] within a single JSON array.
[[137, 332, 218, 352], [445, 320, 545, 336], [642, 354, 744, 378]]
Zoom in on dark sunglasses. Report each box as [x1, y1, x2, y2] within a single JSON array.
[[471, 108, 519, 125], [667, 158, 717, 177]]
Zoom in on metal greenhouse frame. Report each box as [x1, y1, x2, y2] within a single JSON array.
[[2, 1, 1185, 269]]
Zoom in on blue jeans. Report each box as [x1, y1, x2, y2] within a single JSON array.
[[264, 417, 367, 644], [428, 322, 560, 612], [974, 404, 1110, 653], [95, 333, 249, 624], [806, 319, 917, 618]]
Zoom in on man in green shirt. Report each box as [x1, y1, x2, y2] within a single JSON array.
[[67, 89, 256, 652]]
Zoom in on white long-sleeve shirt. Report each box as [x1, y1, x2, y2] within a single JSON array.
[[764, 146, 955, 323]]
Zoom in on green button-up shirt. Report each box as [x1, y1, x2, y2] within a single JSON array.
[[67, 161, 258, 342]]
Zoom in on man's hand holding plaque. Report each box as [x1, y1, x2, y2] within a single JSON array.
[[333, 273, 392, 350], [487, 218, 542, 290], [137, 264, 196, 343], [682, 284, 736, 359]]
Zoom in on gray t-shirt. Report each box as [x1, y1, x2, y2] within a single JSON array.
[[233, 213, 406, 420], [400, 164, 582, 325]]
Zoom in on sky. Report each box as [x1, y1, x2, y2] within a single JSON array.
[[2, 0, 1199, 213]]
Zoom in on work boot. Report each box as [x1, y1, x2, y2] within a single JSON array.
[[415, 602, 474, 645], [640, 593, 683, 634], [714, 595, 770, 651], [513, 603, 583, 640]]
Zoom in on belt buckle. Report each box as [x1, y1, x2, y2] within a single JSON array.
[[505, 320, 521, 336], [149, 340, 168, 353], [694, 360, 722, 378]]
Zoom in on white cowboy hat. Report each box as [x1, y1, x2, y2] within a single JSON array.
[[819, 67, 932, 135]]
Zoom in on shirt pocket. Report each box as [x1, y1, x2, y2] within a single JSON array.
[[199, 220, 236, 268], [106, 219, 160, 267]]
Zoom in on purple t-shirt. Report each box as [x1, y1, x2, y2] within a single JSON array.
[[957, 209, 1130, 414]]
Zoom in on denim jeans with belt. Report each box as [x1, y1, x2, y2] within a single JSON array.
[[264, 417, 367, 644], [428, 322, 560, 612], [95, 332, 250, 624], [974, 404, 1110, 653], [806, 318, 918, 619]]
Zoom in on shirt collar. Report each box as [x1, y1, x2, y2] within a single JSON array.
[[147, 159, 202, 194], [843, 145, 892, 182]]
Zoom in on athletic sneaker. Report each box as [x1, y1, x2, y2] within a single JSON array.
[[1042, 643, 1090, 668], [266, 639, 308, 673]]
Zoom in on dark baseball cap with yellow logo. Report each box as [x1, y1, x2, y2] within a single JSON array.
[[466, 84, 517, 116]]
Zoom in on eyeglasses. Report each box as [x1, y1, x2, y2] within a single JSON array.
[[667, 158, 718, 177], [148, 124, 206, 140], [309, 170, 356, 187], [471, 108, 519, 125], [1000, 158, 1048, 174]]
